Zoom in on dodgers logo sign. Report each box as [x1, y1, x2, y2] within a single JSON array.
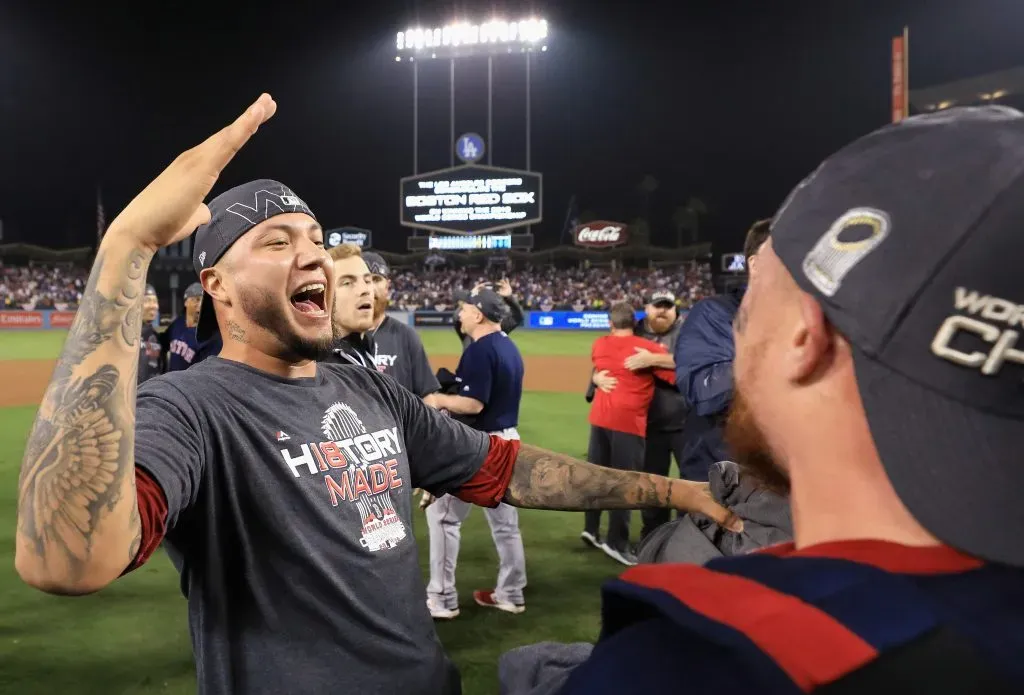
[[456, 133, 485, 164]]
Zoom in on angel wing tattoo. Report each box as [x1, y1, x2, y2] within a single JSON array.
[[19, 367, 123, 564]]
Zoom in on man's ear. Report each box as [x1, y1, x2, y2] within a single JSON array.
[[201, 266, 231, 307], [786, 293, 832, 384]]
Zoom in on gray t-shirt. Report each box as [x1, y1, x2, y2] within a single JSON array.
[[635, 320, 687, 432], [369, 316, 440, 397], [134, 357, 490, 695]]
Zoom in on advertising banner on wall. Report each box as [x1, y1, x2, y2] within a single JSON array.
[[572, 221, 629, 248]]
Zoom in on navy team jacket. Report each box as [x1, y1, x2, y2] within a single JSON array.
[[558, 541, 1024, 694]]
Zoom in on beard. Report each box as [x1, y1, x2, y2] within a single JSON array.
[[372, 292, 389, 322], [725, 386, 790, 496], [238, 284, 333, 361]]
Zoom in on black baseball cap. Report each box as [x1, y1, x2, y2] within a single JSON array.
[[770, 105, 1024, 567], [645, 290, 676, 307], [454, 287, 505, 323], [191, 179, 316, 341], [362, 251, 390, 278], [183, 282, 203, 300]]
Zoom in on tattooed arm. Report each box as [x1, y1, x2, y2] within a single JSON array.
[[15, 239, 151, 594], [502, 443, 740, 529], [14, 93, 278, 595]]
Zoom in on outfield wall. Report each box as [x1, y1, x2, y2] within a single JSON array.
[[411, 309, 689, 331], [0, 310, 77, 329], [0, 309, 689, 333]]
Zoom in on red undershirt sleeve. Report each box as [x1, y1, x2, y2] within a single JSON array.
[[121, 468, 169, 575], [452, 435, 520, 508]]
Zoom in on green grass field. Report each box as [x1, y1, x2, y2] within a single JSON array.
[[0, 327, 647, 695]]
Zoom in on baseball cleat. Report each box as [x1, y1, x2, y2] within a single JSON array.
[[473, 590, 525, 614]]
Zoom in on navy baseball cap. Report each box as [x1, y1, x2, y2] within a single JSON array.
[[454, 287, 505, 323], [645, 290, 676, 307], [770, 105, 1024, 566], [191, 179, 316, 341], [144, 284, 157, 297], [183, 282, 203, 300], [362, 251, 390, 278]]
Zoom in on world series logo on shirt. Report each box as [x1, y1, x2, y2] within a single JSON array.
[[277, 402, 408, 552]]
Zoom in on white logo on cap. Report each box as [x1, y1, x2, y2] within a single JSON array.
[[931, 287, 1024, 376], [198, 251, 207, 266], [226, 189, 309, 225], [802, 207, 890, 297]]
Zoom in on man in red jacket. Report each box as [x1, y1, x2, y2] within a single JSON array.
[[584, 301, 676, 565]]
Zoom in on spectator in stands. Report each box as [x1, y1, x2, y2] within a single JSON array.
[[453, 278, 524, 351], [161, 282, 222, 372], [0, 262, 88, 310], [138, 284, 162, 384], [582, 302, 676, 566], [672, 220, 770, 479]]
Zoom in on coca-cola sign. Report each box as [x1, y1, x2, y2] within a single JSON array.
[[573, 221, 629, 248]]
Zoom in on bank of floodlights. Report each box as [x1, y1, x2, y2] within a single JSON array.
[[396, 19, 548, 59]]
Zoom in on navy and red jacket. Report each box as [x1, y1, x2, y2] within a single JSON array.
[[558, 540, 1024, 693]]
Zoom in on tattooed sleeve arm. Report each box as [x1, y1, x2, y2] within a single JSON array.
[[502, 443, 740, 529], [15, 237, 152, 595]]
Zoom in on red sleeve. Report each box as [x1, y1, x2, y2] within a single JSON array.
[[655, 367, 676, 385], [121, 468, 169, 575], [452, 435, 520, 508]]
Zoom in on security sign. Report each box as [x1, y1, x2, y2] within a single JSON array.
[[325, 227, 372, 249], [572, 221, 629, 248], [400, 164, 542, 235]]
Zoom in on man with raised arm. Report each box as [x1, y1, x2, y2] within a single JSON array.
[[15, 95, 735, 695]]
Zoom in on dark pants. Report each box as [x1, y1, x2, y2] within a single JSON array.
[[584, 426, 645, 551], [640, 429, 691, 539]]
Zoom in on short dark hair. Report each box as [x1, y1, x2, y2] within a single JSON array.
[[609, 301, 636, 330], [744, 219, 772, 261]]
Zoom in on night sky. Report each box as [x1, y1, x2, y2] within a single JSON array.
[[3, 0, 1024, 255]]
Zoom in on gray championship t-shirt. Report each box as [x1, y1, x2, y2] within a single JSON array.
[[369, 316, 440, 397], [134, 358, 490, 695], [636, 319, 687, 432]]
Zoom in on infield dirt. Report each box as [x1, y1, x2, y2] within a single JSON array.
[[0, 356, 589, 408]]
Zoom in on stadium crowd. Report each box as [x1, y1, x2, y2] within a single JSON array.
[[0, 261, 88, 310], [388, 261, 715, 312]]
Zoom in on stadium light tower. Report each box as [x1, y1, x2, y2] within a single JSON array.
[[394, 18, 549, 174]]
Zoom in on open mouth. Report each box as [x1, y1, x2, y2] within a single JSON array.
[[357, 301, 373, 312], [290, 283, 327, 315]]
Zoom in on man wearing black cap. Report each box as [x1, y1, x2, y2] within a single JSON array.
[[453, 277, 524, 350], [363, 250, 441, 397], [423, 287, 527, 618], [160, 281, 221, 372], [672, 220, 771, 478], [15, 95, 735, 695], [138, 284, 162, 384], [515, 106, 1024, 692]]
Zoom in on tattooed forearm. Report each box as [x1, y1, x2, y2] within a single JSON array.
[[16, 241, 151, 592], [503, 443, 677, 511]]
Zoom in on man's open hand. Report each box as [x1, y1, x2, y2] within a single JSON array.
[[593, 370, 617, 393], [105, 93, 278, 254], [624, 347, 654, 371]]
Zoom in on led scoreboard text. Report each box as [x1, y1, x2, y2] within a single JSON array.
[[429, 234, 511, 250], [400, 165, 542, 235]]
